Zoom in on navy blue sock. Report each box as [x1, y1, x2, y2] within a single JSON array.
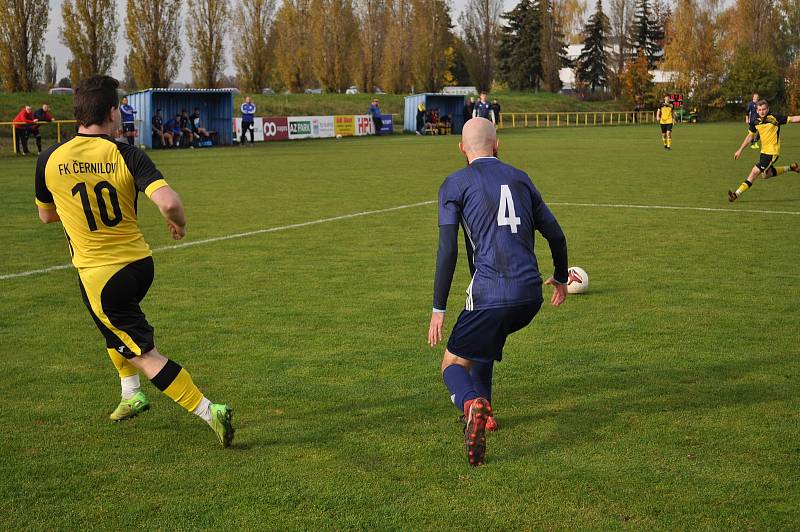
[[443, 364, 478, 412], [470, 361, 493, 404]]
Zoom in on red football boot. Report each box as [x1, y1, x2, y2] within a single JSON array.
[[463, 397, 492, 466]]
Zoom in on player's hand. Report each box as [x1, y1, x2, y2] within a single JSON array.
[[428, 312, 445, 347], [544, 277, 568, 307], [734, 150, 742, 160], [166, 219, 185, 240]]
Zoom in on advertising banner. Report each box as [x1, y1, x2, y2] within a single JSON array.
[[233, 117, 264, 142], [262, 116, 289, 141], [354, 115, 375, 136], [288, 116, 313, 139], [334, 116, 355, 136], [316, 116, 335, 138], [380, 114, 394, 134]]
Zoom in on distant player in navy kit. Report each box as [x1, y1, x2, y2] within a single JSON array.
[[472, 92, 496, 124], [428, 117, 569, 466], [745, 93, 760, 150], [240, 96, 256, 145], [120, 96, 137, 146]]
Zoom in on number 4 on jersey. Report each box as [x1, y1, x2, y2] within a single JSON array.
[[497, 184, 521, 233]]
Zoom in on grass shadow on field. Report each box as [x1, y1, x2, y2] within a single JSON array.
[[494, 352, 795, 465]]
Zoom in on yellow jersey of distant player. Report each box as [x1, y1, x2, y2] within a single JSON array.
[[749, 113, 788, 156], [659, 102, 674, 124], [35, 133, 168, 269]]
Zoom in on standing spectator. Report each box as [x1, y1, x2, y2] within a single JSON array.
[[745, 93, 760, 150], [13, 105, 37, 155], [416, 103, 426, 135], [120, 96, 137, 146], [463, 96, 475, 123], [473, 92, 496, 124], [240, 96, 256, 146], [369, 98, 383, 136], [32, 103, 54, 153], [152, 109, 165, 148], [491, 99, 501, 126]]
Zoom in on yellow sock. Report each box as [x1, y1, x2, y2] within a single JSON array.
[[107, 348, 138, 378], [150, 359, 204, 412], [667, 138, 672, 148], [773, 166, 788, 176], [662, 137, 667, 146], [735, 181, 752, 196]]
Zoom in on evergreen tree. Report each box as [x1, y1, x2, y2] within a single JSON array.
[[496, 0, 542, 90], [577, 0, 610, 91], [629, 0, 663, 68]]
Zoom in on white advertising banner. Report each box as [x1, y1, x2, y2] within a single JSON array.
[[353, 115, 375, 136]]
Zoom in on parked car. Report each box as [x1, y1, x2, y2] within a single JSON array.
[[346, 86, 359, 95], [261, 87, 275, 95], [48, 87, 73, 95], [304, 88, 323, 94], [373, 87, 386, 94]]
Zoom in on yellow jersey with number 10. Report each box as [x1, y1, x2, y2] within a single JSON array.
[[35, 133, 168, 269]]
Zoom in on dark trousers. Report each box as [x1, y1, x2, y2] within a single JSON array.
[[373, 117, 382, 136], [241, 121, 254, 144], [15, 127, 30, 154]]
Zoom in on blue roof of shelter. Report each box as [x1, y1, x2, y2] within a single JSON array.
[[126, 88, 236, 95]]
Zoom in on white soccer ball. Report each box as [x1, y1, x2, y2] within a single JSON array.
[[139, 144, 146, 150], [336, 134, 342, 139], [566, 266, 589, 294]]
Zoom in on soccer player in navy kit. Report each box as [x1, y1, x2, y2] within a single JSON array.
[[120, 96, 137, 146], [428, 117, 569, 466]]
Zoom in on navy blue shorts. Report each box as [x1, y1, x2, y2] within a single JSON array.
[[447, 297, 543, 363]]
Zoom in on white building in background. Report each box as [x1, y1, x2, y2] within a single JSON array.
[[559, 44, 676, 91]]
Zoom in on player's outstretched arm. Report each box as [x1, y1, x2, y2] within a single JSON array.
[[149, 186, 186, 240], [734, 133, 754, 159], [429, 224, 459, 346]]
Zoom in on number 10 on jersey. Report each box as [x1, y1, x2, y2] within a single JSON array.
[[497, 184, 521, 233]]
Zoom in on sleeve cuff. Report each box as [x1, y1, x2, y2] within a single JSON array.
[[432, 308, 446, 313], [144, 179, 169, 198], [35, 198, 56, 209]]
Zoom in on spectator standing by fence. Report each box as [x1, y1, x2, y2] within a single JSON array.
[[120, 96, 137, 145], [473, 92, 496, 124], [13, 105, 37, 155], [369, 98, 383, 136], [491, 99, 501, 126], [32, 104, 54, 153], [240, 96, 256, 146]]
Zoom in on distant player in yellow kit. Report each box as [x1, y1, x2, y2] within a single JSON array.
[[656, 96, 675, 150], [34, 75, 234, 446], [729, 99, 800, 202]]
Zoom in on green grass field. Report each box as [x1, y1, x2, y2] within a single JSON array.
[[1, 123, 798, 529]]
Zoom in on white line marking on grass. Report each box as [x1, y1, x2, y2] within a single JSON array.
[[0, 200, 436, 281], [3, 199, 798, 281], [550, 202, 800, 216]]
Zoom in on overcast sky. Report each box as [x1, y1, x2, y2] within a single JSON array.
[[45, 0, 519, 85]]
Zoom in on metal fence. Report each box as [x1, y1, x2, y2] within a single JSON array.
[[497, 111, 658, 129], [2, 120, 79, 154]]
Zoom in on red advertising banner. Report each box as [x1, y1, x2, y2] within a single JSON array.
[[262, 116, 289, 141]]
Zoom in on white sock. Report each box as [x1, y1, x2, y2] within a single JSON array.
[[120, 374, 140, 400], [193, 397, 213, 423]]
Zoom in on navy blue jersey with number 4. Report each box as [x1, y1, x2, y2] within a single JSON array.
[[438, 157, 566, 310]]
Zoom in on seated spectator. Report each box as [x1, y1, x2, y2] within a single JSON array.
[[163, 114, 182, 148], [190, 108, 210, 145], [152, 109, 165, 148], [179, 109, 196, 148], [32, 103, 54, 154], [13, 105, 37, 155], [438, 113, 452, 135]]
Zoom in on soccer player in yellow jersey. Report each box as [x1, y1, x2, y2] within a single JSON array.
[[656, 95, 675, 150], [729, 99, 800, 202], [34, 75, 234, 447]]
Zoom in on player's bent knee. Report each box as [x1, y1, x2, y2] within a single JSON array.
[[441, 349, 472, 374]]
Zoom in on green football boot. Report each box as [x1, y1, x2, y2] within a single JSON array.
[[209, 404, 235, 447], [109, 391, 151, 421]]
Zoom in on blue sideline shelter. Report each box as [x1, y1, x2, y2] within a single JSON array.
[[403, 93, 466, 134], [125, 88, 235, 148]]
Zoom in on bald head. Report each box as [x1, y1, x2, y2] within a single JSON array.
[[460, 117, 498, 161]]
